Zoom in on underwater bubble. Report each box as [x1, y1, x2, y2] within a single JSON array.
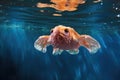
[[117, 14, 120, 18], [100, 2, 103, 5], [115, 7, 118, 10]]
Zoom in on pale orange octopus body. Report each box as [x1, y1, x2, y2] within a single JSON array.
[[34, 25, 101, 55]]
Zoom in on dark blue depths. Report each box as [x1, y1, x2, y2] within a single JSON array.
[[0, 0, 120, 80]]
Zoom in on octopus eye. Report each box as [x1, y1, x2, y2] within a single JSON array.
[[50, 29, 53, 33], [64, 29, 69, 33]]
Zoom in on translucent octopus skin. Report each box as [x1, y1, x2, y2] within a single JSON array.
[[34, 25, 101, 55]]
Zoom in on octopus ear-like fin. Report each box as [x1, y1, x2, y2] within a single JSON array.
[[79, 35, 101, 54], [34, 35, 49, 53]]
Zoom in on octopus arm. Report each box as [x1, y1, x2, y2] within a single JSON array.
[[52, 48, 63, 55], [79, 35, 101, 54], [34, 35, 49, 53], [66, 49, 79, 55]]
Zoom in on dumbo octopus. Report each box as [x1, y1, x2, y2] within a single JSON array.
[[34, 25, 101, 55]]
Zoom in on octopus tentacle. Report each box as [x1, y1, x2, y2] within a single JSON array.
[[52, 48, 63, 55], [66, 49, 79, 55]]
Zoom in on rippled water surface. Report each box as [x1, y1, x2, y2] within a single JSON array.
[[0, 0, 120, 80]]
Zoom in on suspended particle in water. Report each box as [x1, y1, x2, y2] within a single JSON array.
[[117, 14, 120, 18], [115, 7, 118, 10]]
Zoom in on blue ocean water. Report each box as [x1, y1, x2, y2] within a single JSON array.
[[0, 0, 120, 80]]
